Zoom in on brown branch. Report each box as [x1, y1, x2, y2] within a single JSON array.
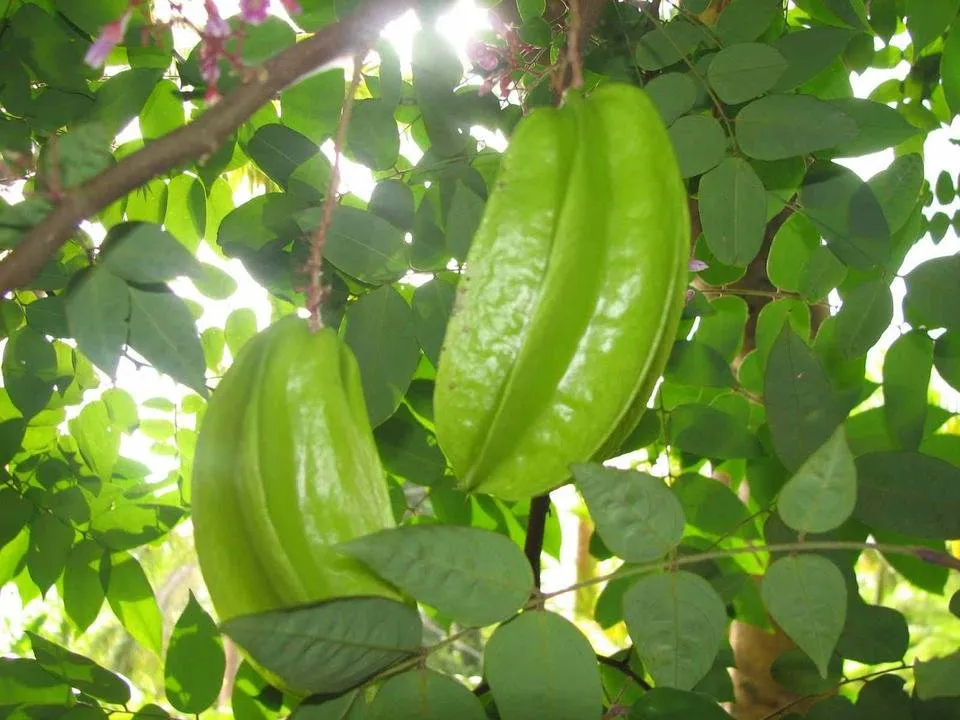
[[0, 0, 422, 295]]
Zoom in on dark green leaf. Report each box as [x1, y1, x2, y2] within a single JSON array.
[[377, 40, 403, 108], [246, 124, 319, 188], [412, 29, 467, 156], [906, 0, 960, 53], [572, 464, 685, 562], [836, 602, 908, 664], [883, 330, 934, 451], [798, 246, 848, 302], [2, 327, 57, 419], [665, 340, 737, 388], [370, 179, 415, 231], [904, 255, 960, 331], [765, 324, 844, 471], [645, 73, 697, 125], [25, 296, 70, 338], [0, 487, 32, 548], [773, 27, 855, 91], [411, 273, 456, 367], [735, 95, 859, 160], [62, 541, 105, 633], [238, 16, 295, 64], [854, 451, 960, 539], [698, 157, 767, 266], [915, 651, 960, 700], [128, 287, 207, 395], [484, 610, 603, 720], [367, 668, 485, 719], [85, 68, 164, 134], [934, 331, 960, 392], [669, 115, 727, 178], [694, 296, 748, 361], [832, 279, 893, 357], [165, 592, 225, 713], [343, 285, 420, 426], [375, 405, 445, 485], [669, 403, 762, 458], [27, 512, 74, 594], [623, 571, 727, 690], [943, 24, 960, 117], [635, 18, 708, 70], [347, 99, 400, 171], [630, 687, 733, 719], [222, 597, 422, 696], [100, 222, 201, 284], [42, 124, 113, 190], [768, 214, 819, 292], [830, 98, 920, 156], [673, 473, 755, 538], [716, 0, 780, 43], [29, 632, 130, 704], [708, 43, 787, 104], [341, 525, 532, 627], [192, 262, 237, 300], [445, 181, 485, 261], [867, 153, 925, 234]]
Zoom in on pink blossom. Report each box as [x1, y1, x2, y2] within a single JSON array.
[[688, 258, 709, 272], [240, 0, 270, 24], [467, 40, 500, 72], [685, 288, 696, 304], [279, 0, 301, 14], [84, 11, 132, 68], [204, 0, 231, 36]]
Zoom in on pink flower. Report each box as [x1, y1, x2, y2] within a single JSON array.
[[467, 40, 500, 72], [685, 288, 696, 304], [240, 0, 270, 24], [279, 0, 301, 14], [84, 11, 132, 68], [199, 42, 221, 86], [688, 258, 709, 272], [204, 0, 231, 36]]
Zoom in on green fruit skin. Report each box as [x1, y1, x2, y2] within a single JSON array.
[[434, 83, 689, 501], [191, 315, 402, 692]]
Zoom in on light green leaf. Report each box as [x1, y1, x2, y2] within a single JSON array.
[[572, 464, 685, 562], [66, 267, 130, 377], [943, 24, 960, 117], [347, 99, 400, 171], [62, 540, 105, 633], [915, 651, 960, 699], [280, 69, 344, 144], [767, 214, 819, 292], [778, 425, 857, 533], [708, 43, 787, 104], [484, 610, 603, 720], [165, 592, 225, 714], [106, 552, 164, 656], [246, 123, 319, 189], [761, 555, 846, 678], [623, 571, 727, 690], [100, 222, 201, 284], [69, 400, 120, 482], [904, 255, 960, 332], [27, 512, 74, 595], [224, 308, 258, 357]]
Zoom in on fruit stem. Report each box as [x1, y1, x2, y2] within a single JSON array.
[[305, 49, 367, 332]]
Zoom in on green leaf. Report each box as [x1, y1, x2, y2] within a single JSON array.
[[708, 43, 787, 104], [854, 451, 960, 539], [69, 400, 120, 482], [635, 18, 709, 70], [223, 597, 421, 696], [778, 425, 857, 533], [673, 473, 755, 538], [29, 631, 130, 704], [904, 255, 960, 331], [297, 205, 408, 286], [668, 403, 762, 458], [446, 181, 485, 261], [238, 16, 295, 63], [832, 279, 894, 357], [85, 68, 164, 134], [280, 69, 344, 144], [883, 330, 934, 451], [66, 267, 130, 377], [224, 307, 258, 357], [128, 286, 207, 395], [915, 651, 960, 700], [165, 592, 225, 714], [761, 555, 846, 677], [100, 222, 201, 284], [716, 0, 780, 43], [698, 157, 767, 266], [370, 179, 415, 231], [798, 246, 847, 302], [139, 79, 184, 140], [694, 296, 748, 362], [411, 273, 456, 367], [735, 95, 859, 160], [25, 296, 70, 338], [62, 540, 105, 633], [645, 73, 698, 125], [800, 163, 890, 269], [867, 153, 924, 234], [374, 404, 446, 485], [768, 214, 819, 292], [943, 24, 960, 117], [484, 610, 602, 720], [164, 176, 206, 252], [367, 668, 485, 719], [669, 115, 727, 178], [630, 687, 733, 719], [41, 123, 113, 190], [347, 99, 400, 171], [412, 28, 467, 156], [0, 487, 32, 549], [191, 262, 237, 300], [665, 340, 737, 388], [773, 27, 855, 91], [2, 326, 57, 419], [572, 464, 685, 562], [836, 602, 909, 664], [623, 571, 727, 690], [934, 331, 960, 392], [246, 123, 319, 188], [830, 98, 920, 156], [106, 552, 163, 655], [765, 324, 844, 472], [377, 39, 403, 108], [906, 0, 960, 54], [27, 512, 74, 595], [343, 285, 420, 427], [341, 525, 532, 627]]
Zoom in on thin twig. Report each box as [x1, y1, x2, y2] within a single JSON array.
[[567, 0, 584, 90], [305, 49, 367, 331], [524, 496, 551, 589]]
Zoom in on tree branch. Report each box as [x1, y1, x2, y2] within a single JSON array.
[[524, 495, 550, 588], [0, 0, 420, 295]]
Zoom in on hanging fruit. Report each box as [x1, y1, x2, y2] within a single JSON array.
[[434, 83, 690, 501]]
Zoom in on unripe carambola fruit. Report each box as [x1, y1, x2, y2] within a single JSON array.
[[191, 315, 401, 693], [434, 83, 690, 501]]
